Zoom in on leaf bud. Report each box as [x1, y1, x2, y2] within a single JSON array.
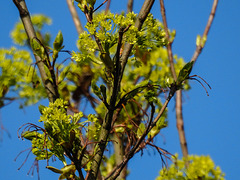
[[22, 131, 40, 141], [176, 61, 194, 87], [30, 38, 45, 59], [53, 31, 64, 51]]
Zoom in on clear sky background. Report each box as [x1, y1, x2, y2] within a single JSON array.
[[1, 0, 239, 179]]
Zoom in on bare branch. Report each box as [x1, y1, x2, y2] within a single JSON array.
[[105, 0, 111, 13], [94, 0, 109, 13], [119, 0, 155, 88], [66, 0, 84, 34], [12, 0, 58, 102], [175, 90, 189, 157], [191, 0, 219, 63], [127, 0, 134, 13], [159, 0, 177, 80], [159, 0, 189, 162]]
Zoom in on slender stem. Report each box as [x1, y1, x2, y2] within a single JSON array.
[[94, 0, 109, 13], [191, 0, 218, 63], [12, 0, 58, 102], [159, 0, 177, 81], [159, 0, 189, 162], [66, 0, 84, 34], [105, 0, 111, 13]]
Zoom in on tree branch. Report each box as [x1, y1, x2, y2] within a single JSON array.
[[112, 133, 126, 180], [159, 0, 176, 80], [94, 0, 109, 13], [12, 0, 58, 102], [66, 0, 84, 34], [191, 0, 219, 63], [86, 27, 126, 180], [87, 1, 155, 179], [111, 27, 128, 180], [105, 0, 111, 13], [127, 0, 134, 13], [159, 0, 189, 162], [118, 0, 155, 89]]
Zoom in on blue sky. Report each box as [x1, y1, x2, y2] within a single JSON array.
[[1, 0, 240, 179]]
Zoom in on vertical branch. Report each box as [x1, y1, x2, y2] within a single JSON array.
[[127, 0, 134, 13], [112, 133, 126, 180], [191, 0, 219, 63], [105, 0, 111, 13], [87, 1, 155, 179], [66, 0, 84, 34], [159, 0, 176, 80], [87, 26, 125, 180], [159, 0, 189, 162], [12, 0, 58, 102], [111, 26, 128, 180], [175, 90, 188, 158], [119, 0, 155, 88]]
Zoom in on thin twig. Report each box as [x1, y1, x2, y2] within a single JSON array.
[[66, 0, 84, 34], [189, 75, 212, 89], [191, 0, 219, 63], [105, 0, 111, 13], [93, 0, 109, 13], [159, 0, 189, 163], [159, 0, 177, 80], [188, 77, 210, 96]]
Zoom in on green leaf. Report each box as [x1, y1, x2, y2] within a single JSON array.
[[46, 166, 63, 174], [30, 38, 46, 59], [38, 104, 46, 115], [176, 61, 194, 87], [137, 123, 146, 138], [22, 131, 41, 141], [119, 86, 144, 105], [53, 30, 64, 51], [148, 117, 167, 139], [87, 0, 96, 8]]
